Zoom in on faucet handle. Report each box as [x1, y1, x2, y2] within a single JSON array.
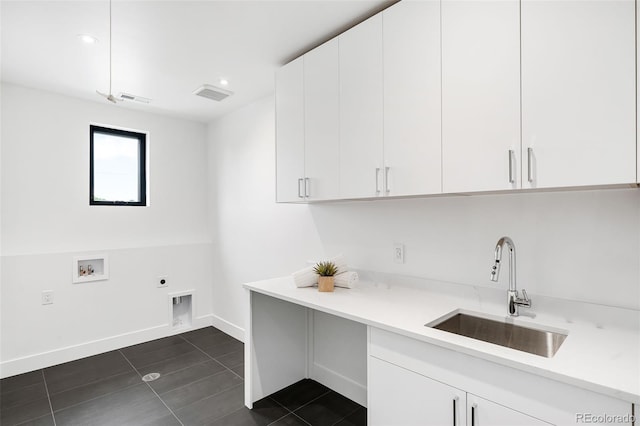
[[516, 289, 532, 308]]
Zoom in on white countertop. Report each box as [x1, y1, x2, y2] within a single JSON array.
[[244, 275, 640, 404]]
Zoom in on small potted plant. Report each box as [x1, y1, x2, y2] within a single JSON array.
[[314, 261, 338, 292]]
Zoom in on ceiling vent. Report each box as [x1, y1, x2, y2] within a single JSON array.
[[118, 92, 151, 104], [193, 84, 233, 102]]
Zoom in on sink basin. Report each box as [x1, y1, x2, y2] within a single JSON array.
[[427, 311, 568, 358]]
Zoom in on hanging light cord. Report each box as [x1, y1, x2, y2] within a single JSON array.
[[109, 0, 112, 95]]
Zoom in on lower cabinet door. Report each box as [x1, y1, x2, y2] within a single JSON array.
[[467, 393, 551, 426], [369, 356, 466, 426]]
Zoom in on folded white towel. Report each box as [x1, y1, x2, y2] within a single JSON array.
[[330, 255, 349, 275], [334, 271, 358, 289], [292, 266, 318, 288]]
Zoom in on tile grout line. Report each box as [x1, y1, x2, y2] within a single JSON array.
[[150, 368, 234, 398], [177, 334, 244, 380], [44, 368, 136, 399], [41, 370, 57, 426], [267, 396, 314, 426], [118, 349, 185, 426], [290, 388, 332, 414], [329, 405, 362, 426], [290, 411, 314, 426]]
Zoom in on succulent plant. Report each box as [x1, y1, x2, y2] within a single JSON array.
[[313, 261, 338, 277]]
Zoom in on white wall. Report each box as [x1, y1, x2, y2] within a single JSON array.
[[207, 94, 640, 338], [1, 83, 213, 377], [206, 96, 324, 332]]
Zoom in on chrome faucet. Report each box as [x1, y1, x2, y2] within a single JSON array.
[[490, 236, 531, 316]]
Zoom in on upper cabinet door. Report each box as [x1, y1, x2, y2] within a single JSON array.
[[275, 57, 305, 202], [383, 0, 441, 197], [304, 38, 340, 200], [339, 14, 384, 199], [441, 0, 521, 193], [521, 0, 636, 188]]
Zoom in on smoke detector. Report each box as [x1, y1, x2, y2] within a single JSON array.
[[193, 84, 233, 102], [118, 92, 151, 104]]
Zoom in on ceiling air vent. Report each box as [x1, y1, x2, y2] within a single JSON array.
[[193, 84, 233, 102], [117, 92, 151, 104]]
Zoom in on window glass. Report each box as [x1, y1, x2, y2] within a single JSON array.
[[90, 125, 146, 206]]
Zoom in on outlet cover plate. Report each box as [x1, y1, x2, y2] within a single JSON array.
[[42, 290, 54, 305]]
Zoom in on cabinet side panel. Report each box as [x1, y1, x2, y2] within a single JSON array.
[[250, 292, 307, 402]]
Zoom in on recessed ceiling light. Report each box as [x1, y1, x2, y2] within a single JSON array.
[[77, 34, 99, 44], [219, 79, 229, 86]]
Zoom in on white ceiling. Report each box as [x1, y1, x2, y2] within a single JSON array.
[[1, 0, 392, 123]]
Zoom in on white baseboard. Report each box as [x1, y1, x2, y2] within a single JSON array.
[[210, 314, 245, 342], [0, 315, 213, 379], [311, 362, 367, 407]]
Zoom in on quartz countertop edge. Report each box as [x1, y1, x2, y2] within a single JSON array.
[[243, 276, 640, 404]]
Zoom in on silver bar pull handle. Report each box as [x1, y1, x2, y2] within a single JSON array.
[[304, 177, 310, 198], [508, 149, 515, 184], [527, 147, 533, 183], [385, 167, 390, 194], [452, 397, 459, 426], [297, 178, 303, 198], [375, 168, 381, 194], [471, 403, 477, 426]]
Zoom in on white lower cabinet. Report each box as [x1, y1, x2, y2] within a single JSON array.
[[369, 356, 466, 426], [368, 327, 633, 426], [369, 356, 549, 426], [466, 393, 549, 426]]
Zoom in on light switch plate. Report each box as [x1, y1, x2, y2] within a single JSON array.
[[394, 244, 405, 264]]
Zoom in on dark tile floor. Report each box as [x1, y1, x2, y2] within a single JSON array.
[[0, 326, 366, 426]]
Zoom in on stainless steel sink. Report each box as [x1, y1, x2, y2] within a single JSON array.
[[427, 311, 568, 358]]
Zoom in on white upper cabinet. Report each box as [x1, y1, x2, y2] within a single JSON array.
[[441, 0, 521, 193], [275, 57, 304, 202], [339, 14, 384, 199], [638, 0, 639, 184], [304, 38, 340, 200], [383, 0, 442, 197], [521, 0, 636, 189]]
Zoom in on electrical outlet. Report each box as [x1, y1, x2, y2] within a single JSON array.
[[394, 243, 405, 264], [42, 290, 54, 305], [157, 276, 168, 288]]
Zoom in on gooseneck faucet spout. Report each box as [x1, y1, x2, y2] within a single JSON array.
[[490, 237, 531, 316]]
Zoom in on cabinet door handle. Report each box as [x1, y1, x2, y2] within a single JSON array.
[[385, 167, 390, 194], [527, 147, 533, 183], [508, 149, 515, 184], [304, 177, 310, 198], [375, 168, 381, 194], [452, 397, 458, 426], [297, 178, 304, 199], [471, 403, 477, 426]]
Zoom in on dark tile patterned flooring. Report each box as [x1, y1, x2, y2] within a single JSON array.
[[0, 327, 366, 426]]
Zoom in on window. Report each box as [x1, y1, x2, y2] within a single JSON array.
[[90, 125, 146, 206]]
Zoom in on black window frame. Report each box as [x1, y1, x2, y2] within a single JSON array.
[[90, 125, 147, 206]]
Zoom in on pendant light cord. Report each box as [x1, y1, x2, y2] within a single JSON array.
[[109, 0, 112, 95]]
